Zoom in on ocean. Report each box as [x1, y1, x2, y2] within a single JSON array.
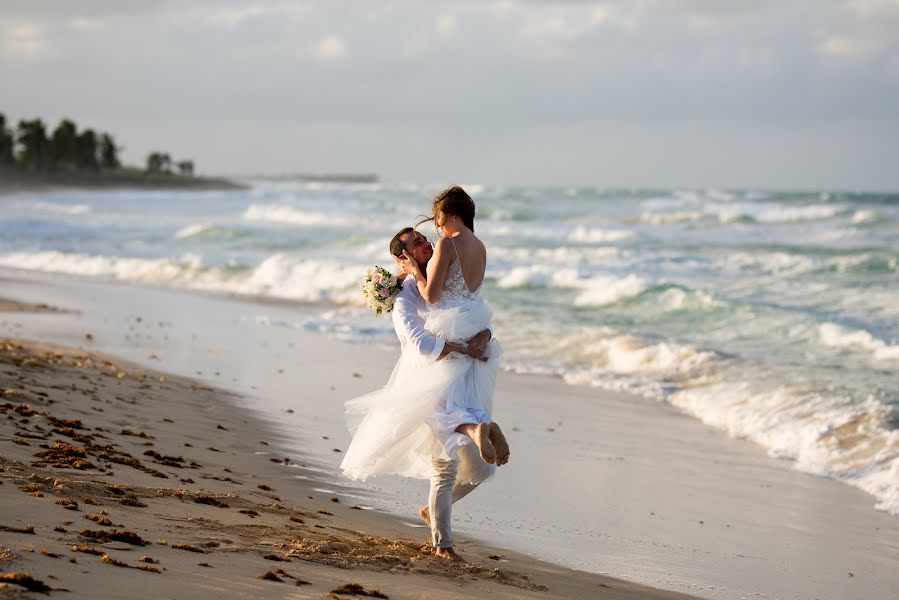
[[1, 181, 897, 517]]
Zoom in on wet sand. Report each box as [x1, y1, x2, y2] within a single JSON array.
[[0, 320, 693, 597], [1, 271, 897, 600]]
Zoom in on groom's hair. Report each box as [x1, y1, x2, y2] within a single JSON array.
[[390, 227, 414, 257]]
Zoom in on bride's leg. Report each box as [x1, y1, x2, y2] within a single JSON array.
[[455, 422, 496, 464]]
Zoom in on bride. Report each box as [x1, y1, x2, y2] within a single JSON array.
[[340, 185, 509, 561], [401, 186, 510, 467]]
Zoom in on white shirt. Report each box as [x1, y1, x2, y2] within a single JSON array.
[[392, 276, 446, 362]]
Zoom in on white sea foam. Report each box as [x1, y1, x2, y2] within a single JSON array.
[[0, 250, 204, 281], [573, 274, 648, 306], [27, 201, 91, 215], [0, 251, 366, 305], [174, 223, 214, 239], [650, 287, 720, 312], [242, 204, 336, 226], [670, 383, 899, 516], [495, 266, 580, 289], [716, 251, 817, 275], [818, 323, 899, 361], [568, 226, 633, 243], [712, 202, 844, 224], [851, 210, 881, 224], [579, 333, 717, 375], [638, 211, 707, 225]]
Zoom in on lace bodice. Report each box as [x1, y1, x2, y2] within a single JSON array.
[[440, 255, 481, 303]]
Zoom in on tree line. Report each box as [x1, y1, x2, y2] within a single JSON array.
[[0, 113, 194, 177]]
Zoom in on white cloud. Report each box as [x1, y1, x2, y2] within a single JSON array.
[[817, 0, 899, 60], [314, 34, 348, 60], [3, 23, 47, 57], [518, 5, 612, 40], [819, 34, 879, 59], [436, 14, 456, 37], [71, 17, 103, 31], [1, 0, 896, 188], [209, 5, 267, 29]]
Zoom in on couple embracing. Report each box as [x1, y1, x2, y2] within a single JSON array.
[[340, 185, 510, 562]]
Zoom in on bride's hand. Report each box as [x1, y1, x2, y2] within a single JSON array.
[[400, 251, 423, 279]]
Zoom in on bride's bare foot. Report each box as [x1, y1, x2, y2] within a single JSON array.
[[473, 422, 497, 464], [418, 505, 431, 527], [434, 547, 465, 562], [489, 422, 510, 466]]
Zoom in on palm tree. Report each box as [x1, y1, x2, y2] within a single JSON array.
[[99, 133, 120, 170], [176, 160, 194, 177], [0, 114, 14, 168], [76, 129, 99, 170], [50, 118, 79, 171], [146, 152, 164, 174], [16, 118, 50, 172]]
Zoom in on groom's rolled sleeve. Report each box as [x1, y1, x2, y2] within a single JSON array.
[[393, 295, 445, 362]]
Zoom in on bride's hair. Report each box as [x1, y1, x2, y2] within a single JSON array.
[[415, 185, 475, 233]]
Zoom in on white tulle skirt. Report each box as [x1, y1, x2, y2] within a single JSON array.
[[340, 298, 501, 484]]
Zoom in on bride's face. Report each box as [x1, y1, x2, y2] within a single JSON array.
[[434, 209, 456, 235]]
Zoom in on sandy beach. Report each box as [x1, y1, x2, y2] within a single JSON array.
[[0, 272, 897, 600], [0, 295, 694, 599]]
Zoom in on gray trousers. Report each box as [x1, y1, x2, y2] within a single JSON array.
[[429, 457, 481, 548]]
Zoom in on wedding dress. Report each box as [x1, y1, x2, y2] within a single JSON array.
[[340, 240, 501, 485]]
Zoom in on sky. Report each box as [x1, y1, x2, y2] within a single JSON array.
[[1, 0, 898, 190]]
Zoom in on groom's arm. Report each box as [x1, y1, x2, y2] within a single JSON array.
[[392, 295, 446, 362]]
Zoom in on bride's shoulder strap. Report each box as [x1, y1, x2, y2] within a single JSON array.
[[447, 236, 461, 263]]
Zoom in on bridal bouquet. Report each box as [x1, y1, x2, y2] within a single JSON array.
[[361, 266, 402, 315]]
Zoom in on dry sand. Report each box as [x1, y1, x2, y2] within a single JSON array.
[[0, 304, 695, 598]]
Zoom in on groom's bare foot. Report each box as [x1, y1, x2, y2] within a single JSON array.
[[419, 505, 431, 527], [434, 547, 465, 562], [489, 422, 510, 466], [474, 422, 497, 464]]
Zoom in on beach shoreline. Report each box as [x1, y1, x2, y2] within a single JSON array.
[[0, 298, 695, 598], [1, 271, 897, 600]]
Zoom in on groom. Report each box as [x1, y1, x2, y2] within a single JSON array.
[[389, 226, 494, 562]]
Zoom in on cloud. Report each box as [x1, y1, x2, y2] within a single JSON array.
[[3, 23, 48, 57], [208, 5, 267, 29], [516, 5, 613, 40], [0, 0, 896, 188], [314, 33, 348, 60], [70, 17, 104, 31], [436, 14, 456, 36], [817, 0, 899, 60]]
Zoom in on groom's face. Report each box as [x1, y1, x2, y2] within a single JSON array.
[[400, 231, 433, 266]]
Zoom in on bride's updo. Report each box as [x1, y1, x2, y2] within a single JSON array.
[[432, 185, 476, 233]]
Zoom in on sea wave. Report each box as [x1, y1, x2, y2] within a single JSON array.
[[818, 323, 899, 361], [0, 250, 206, 281], [573, 274, 649, 306], [173, 223, 250, 240], [25, 201, 92, 215], [670, 382, 899, 516], [641, 199, 847, 226], [567, 226, 633, 244], [243, 204, 337, 226], [0, 250, 365, 304]]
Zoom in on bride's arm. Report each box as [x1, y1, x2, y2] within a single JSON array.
[[411, 237, 452, 304]]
